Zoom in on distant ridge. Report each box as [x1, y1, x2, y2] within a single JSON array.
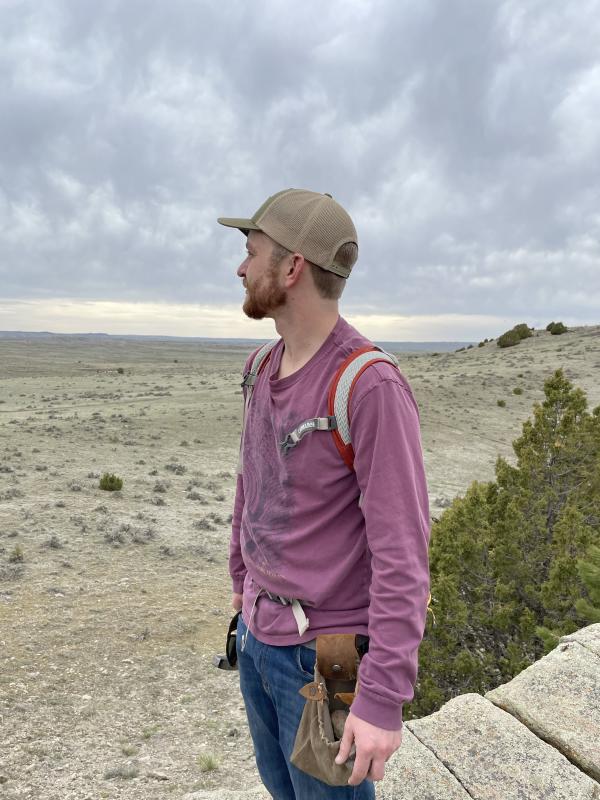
[[0, 330, 474, 352]]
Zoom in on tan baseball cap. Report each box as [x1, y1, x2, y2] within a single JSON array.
[[218, 188, 358, 278]]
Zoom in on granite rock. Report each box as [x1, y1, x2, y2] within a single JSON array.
[[407, 693, 599, 800], [560, 622, 600, 658], [486, 637, 600, 782], [377, 727, 470, 799]]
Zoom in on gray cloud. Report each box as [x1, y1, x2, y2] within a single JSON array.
[[1, 0, 599, 326]]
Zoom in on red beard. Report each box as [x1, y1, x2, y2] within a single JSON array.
[[243, 265, 287, 320]]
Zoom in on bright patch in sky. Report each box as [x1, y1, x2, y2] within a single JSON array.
[[0, 299, 571, 342]]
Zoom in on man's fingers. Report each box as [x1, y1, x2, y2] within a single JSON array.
[[367, 757, 387, 782], [339, 713, 402, 785], [334, 719, 354, 766], [347, 751, 371, 786], [334, 736, 351, 765]]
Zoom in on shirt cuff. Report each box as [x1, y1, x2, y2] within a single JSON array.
[[350, 689, 403, 731]]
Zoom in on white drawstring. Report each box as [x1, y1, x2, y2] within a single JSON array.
[[291, 599, 310, 636], [241, 588, 264, 652]]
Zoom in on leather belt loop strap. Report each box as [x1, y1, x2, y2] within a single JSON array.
[[316, 634, 359, 681]]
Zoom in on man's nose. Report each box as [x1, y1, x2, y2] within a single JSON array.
[[237, 261, 247, 278]]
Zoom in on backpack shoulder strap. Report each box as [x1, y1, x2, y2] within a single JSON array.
[[242, 339, 279, 394], [241, 341, 399, 473], [328, 345, 400, 470], [237, 339, 279, 474]]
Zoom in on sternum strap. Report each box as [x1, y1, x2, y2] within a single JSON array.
[[280, 416, 337, 454]]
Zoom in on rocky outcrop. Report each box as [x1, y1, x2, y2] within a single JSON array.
[[486, 625, 600, 783], [374, 727, 469, 799], [191, 624, 600, 799], [406, 693, 597, 799]]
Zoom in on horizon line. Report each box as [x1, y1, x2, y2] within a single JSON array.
[[0, 329, 478, 345]]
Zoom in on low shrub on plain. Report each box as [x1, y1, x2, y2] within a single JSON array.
[[8, 544, 24, 563], [512, 323, 533, 340], [497, 322, 534, 349], [547, 321, 568, 335], [497, 330, 520, 348], [99, 472, 123, 491]]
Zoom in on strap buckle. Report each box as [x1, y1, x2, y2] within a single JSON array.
[[280, 416, 337, 455]]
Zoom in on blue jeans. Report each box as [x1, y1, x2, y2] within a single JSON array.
[[236, 615, 375, 800]]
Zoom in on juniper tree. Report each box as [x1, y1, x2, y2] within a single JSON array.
[[410, 369, 600, 718], [512, 323, 533, 339], [575, 545, 600, 624]]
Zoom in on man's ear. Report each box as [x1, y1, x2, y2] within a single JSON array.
[[284, 253, 306, 285]]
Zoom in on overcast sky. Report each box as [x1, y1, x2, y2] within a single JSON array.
[[1, 0, 599, 340]]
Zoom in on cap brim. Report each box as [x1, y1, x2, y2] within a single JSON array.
[[217, 217, 262, 235]]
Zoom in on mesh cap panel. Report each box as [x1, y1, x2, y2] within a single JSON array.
[[219, 189, 358, 277]]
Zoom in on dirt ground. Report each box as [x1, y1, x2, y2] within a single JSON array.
[[1, 324, 599, 799]]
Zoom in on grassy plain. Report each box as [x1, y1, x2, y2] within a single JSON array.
[[0, 325, 598, 799]]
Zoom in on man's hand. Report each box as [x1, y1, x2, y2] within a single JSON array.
[[232, 592, 243, 611], [335, 711, 402, 785]]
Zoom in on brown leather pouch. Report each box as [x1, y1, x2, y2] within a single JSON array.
[[290, 634, 361, 786]]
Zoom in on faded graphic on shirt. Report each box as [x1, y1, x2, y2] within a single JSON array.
[[241, 405, 295, 579]]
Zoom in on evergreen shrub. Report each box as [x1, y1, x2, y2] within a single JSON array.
[[513, 323, 533, 340], [411, 369, 600, 719], [576, 546, 600, 624], [548, 321, 568, 335], [497, 323, 534, 348], [8, 544, 24, 563], [99, 472, 123, 491], [497, 330, 520, 348]]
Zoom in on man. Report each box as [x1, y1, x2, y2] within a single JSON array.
[[218, 189, 430, 799]]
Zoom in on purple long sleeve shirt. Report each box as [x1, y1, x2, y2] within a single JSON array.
[[230, 316, 430, 730]]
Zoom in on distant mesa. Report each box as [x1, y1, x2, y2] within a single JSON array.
[[0, 330, 474, 353], [0, 330, 111, 339]]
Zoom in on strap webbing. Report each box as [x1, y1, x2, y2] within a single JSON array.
[[280, 416, 337, 454], [237, 339, 279, 473], [332, 348, 399, 446]]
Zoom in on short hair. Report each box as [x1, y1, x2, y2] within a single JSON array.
[[269, 242, 292, 269], [269, 240, 357, 301]]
